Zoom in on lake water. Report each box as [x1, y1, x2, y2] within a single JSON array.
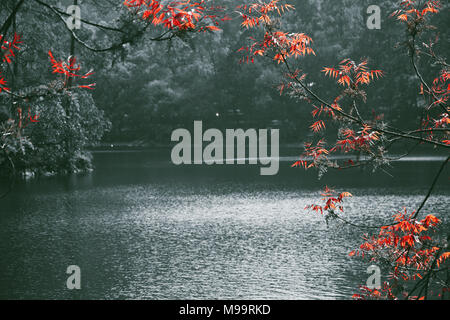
[[0, 150, 448, 299]]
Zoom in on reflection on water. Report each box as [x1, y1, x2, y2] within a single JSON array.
[[0, 151, 448, 299]]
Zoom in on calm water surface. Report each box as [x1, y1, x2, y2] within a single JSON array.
[[0, 150, 448, 299]]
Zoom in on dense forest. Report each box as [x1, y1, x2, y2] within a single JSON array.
[[0, 0, 448, 175], [92, 0, 447, 144]]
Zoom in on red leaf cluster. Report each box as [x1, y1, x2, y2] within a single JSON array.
[[124, 0, 226, 32], [48, 51, 95, 89]]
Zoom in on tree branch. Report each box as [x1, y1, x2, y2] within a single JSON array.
[[412, 154, 449, 219]]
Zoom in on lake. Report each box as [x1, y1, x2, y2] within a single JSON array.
[[0, 150, 448, 299]]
